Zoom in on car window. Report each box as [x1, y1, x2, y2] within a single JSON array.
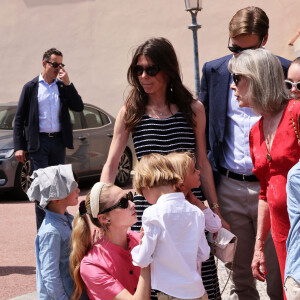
[[0, 106, 16, 130], [99, 111, 110, 126], [83, 107, 105, 128], [69, 110, 82, 130]]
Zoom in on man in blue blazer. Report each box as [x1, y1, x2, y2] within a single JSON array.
[[13, 48, 83, 229], [199, 7, 290, 300]]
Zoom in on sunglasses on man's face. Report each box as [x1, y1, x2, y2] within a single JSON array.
[[134, 65, 160, 77], [46, 61, 65, 68], [232, 73, 242, 86], [285, 80, 300, 92], [98, 191, 134, 215], [227, 37, 264, 54]]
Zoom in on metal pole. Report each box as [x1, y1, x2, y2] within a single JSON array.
[[188, 11, 201, 99]]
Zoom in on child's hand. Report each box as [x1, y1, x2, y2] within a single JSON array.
[[186, 191, 207, 210], [139, 227, 144, 245], [186, 191, 198, 205]]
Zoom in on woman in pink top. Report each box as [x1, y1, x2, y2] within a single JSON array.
[[69, 182, 151, 300]]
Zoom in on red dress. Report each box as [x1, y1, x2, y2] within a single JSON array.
[[249, 100, 300, 283]]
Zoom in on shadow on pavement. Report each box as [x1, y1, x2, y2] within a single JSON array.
[[0, 266, 36, 276]]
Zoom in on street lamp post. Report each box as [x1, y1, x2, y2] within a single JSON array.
[[184, 0, 203, 99]]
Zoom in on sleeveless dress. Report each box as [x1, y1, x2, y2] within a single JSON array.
[[132, 111, 221, 300], [249, 100, 300, 288]]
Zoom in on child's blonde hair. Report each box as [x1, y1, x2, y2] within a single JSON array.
[[133, 153, 181, 195], [166, 152, 196, 182]]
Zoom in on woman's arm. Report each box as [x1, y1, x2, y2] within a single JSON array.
[[251, 199, 271, 282], [100, 106, 130, 183], [191, 100, 230, 231], [113, 266, 151, 300]]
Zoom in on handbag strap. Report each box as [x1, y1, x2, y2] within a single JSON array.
[[217, 240, 237, 297], [290, 100, 300, 145]]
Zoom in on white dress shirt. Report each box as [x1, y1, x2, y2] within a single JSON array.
[[131, 192, 210, 298], [220, 77, 261, 175], [38, 74, 61, 133]]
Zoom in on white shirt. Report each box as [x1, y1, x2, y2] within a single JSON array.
[[38, 74, 61, 133], [203, 207, 222, 233], [220, 77, 261, 175], [131, 192, 210, 298]]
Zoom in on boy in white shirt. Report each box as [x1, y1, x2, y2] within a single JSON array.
[[167, 152, 221, 233], [131, 153, 210, 300]]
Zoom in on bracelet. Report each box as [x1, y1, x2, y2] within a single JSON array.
[[210, 203, 220, 210], [256, 236, 265, 244]]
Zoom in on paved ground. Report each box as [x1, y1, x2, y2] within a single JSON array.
[[0, 180, 269, 300]]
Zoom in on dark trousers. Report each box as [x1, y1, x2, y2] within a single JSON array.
[[30, 134, 66, 231]]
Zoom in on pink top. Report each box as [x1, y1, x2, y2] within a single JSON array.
[[80, 231, 140, 300]]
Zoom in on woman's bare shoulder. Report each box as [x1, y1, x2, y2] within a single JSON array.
[[191, 99, 205, 115]]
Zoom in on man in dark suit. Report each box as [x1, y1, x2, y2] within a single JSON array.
[[14, 48, 83, 230], [199, 7, 290, 300]]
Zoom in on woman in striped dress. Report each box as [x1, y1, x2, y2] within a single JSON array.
[[100, 37, 229, 300]]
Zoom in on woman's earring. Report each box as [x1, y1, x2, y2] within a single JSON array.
[[107, 219, 111, 223]]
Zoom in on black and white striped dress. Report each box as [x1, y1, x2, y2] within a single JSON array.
[[132, 111, 221, 300]]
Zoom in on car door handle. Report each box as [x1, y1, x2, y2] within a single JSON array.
[[78, 136, 87, 141], [107, 133, 113, 138]]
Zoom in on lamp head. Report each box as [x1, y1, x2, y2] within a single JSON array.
[[184, 0, 203, 12]]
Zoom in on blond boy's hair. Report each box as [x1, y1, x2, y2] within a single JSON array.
[[133, 153, 181, 195], [166, 152, 196, 182]]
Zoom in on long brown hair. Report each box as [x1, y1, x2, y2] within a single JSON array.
[[125, 37, 195, 131]]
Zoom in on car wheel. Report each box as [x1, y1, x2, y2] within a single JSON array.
[[14, 159, 31, 199], [115, 148, 132, 187]]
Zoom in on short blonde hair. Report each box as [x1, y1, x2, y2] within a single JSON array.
[[228, 49, 289, 114], [166, 152, 195, 182], [133, 153, 181, 195]]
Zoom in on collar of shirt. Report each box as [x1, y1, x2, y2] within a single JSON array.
[[156, 192, 185, 205], [96, 231, 139, 254], [45, 209, 73, 228], [220, 75, 261, 174], [39, 73, 57, 87]]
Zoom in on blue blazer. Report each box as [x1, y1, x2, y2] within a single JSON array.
[[199, 54, 291, 183], [13, 76, 84, 152]]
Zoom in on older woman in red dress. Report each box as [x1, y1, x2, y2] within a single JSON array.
[[228, 49, 299, 299]]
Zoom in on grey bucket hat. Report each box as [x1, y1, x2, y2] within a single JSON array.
[[27, 164, 78, 208]]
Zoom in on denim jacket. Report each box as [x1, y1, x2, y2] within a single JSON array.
[[285, 161, 300, 284], [35, 209, 74, 299]]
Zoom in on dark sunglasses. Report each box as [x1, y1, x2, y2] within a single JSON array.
[[227, 37, 264, 54], [232, 73, 242, 86], [46, 61, 65, 68], [134, 65, 160, 77], [98, 191, 133, 215], [285, 80, 300, 92]]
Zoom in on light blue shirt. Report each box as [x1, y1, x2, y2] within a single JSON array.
[[35, 209, 74, 300], [38, 74, 61, 133], [285, 160, 300, 283], [220, 76, 260, 174]]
